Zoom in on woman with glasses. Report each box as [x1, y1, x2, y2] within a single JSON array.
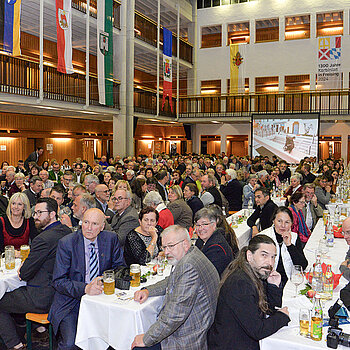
[[314, 175, 332, 210], [124, 207, 161, 266], [289, 192, 311, 246], [194, 207, 233, 276], [167, 185, 193, 230], [258, 206, 308, 287], [0, 192, 38, 253]]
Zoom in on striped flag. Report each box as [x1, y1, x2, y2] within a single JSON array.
[[56, 0, 74, 74], [97, 0, 113, 106], [162, 27, 173, 112], [0, 0, 22, 56]]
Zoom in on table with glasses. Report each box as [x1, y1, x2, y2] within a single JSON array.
[[75, 266, 171, 350], [260, 218, 350, 350], [227, 209, 253, 249], [0, 259, 26, 299], [326, 201, 350, 217]]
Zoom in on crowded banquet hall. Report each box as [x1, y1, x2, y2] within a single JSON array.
[[1, 0, 350, 349]]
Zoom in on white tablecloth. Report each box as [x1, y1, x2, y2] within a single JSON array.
[[261, 219, 350, 349], [75, 266, 171, 350], [227, 209, 251, 249], [271, 196, 287, 207], [326, 202, 350, 216], [0, 259, 26, 299]]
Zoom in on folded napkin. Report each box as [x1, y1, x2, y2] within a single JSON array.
[[333, 225, 344, 238]]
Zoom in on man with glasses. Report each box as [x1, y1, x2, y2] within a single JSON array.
[[110, 189, 139, 246], [315, 175, 332, 210], [302, 183, 323, 231], [94, 184, 110, 214], [340, 218, 350, 281], [194, 207, 233, 276], [132, 225, 219, 350], [0, 198, 71, 350]]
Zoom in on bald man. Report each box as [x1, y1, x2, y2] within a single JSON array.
[[340, 217, 350, 282], [94, 184, 110, 214], [48, 208, 125, 350]]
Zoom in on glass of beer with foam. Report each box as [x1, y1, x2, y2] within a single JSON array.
[[103, 270, 115, 295]]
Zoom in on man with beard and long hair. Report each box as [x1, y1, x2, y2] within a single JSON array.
[[0, 198, 71, 350], [131, 225, 219, 350], [208, 235, 290, 350]]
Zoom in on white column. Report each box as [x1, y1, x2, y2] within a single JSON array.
[[187, 1, 197, 96], [85, 0, 90, 108], [126, 0, 135, 156], [249, 19, 255, 44], [279, 15, 285, 42], [115, 0, 128, 157], [221, 135, 227, 154], [39, 0, 44, 101], [310, 13, 316, 39]]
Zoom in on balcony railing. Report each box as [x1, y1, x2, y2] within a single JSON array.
[[178, 90, 350, 117], [0, 54, 120, 108], [134, 87, 176, 118]]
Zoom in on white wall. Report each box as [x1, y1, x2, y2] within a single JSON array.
[[196, 0, 350, 92]]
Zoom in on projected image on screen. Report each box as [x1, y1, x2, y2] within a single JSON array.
[[252, 114, 319, 163]]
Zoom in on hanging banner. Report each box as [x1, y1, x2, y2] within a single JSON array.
[[0, 0, 21, 56], [317, 36, 342, 90], [162, 27, 173, 112], [56, 0, 74, 74], [97, 0, 114, 106], [230, 43, 246, 94]]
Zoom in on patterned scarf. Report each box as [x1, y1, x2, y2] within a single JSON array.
[[290, 204, 310, 238]]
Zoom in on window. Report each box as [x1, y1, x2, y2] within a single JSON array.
[[201, 80, 221, 95], [285, 75, 310, 91], [228, 22, 250, 44], [285, 15, 310, 40], [201, 25, 222, 48], [317, 12, 343, 37], [255, 76, 279, 92], [256, 18, 279, 43]]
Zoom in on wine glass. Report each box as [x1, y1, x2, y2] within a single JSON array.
[[291, 265, 304, 298]]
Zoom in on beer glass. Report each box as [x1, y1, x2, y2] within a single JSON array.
[[20, 245, 30, 262], [103, 270, 115, 295], [299, 308, 310, 336], [3, 245, 15, 270], [130, 264, 141, 287], [157, 256, 165, 276]]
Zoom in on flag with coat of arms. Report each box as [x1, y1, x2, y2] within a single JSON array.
[[162, 27, 173, 112]]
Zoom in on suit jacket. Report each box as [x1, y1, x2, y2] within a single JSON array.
[[23, 188, 38, 207], [48, 170, 63, 183], [195, 228, 233, 276], [19, 221, 71, 312], [110, 205, 139, 246], [48, 230, 125, 334], [73, 172, 86, 184], [186, 196, 204, 220], [167, 198, 193, 230], [247, 199, 278, 231], [220, 179, 243, 211], [24, 151, 39, 171], [156, 182, 168, 202], [143, 246, 219, 349], [208, 269, 290, 350], [301, 201, 323, 231]]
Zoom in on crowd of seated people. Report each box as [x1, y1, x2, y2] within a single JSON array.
[[0, 150, 344, 349]]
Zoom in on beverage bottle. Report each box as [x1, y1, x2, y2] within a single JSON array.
[[312, 255, 323, 292], [248, 198, 253, 212], [323, 264, 333, 300], [326, 226, 334, 248], [310, 294, 323, 341]]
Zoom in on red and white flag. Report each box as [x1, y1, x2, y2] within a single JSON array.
[[56, 0, 74, 74]]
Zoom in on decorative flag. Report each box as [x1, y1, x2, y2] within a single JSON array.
[[56, 0, 74, 74], [97, 0, 113, 106], [230, 43, 246, 94], [0, 0, 21, 56], [162, 27, 173, 112], [317, 36, 342, 90]]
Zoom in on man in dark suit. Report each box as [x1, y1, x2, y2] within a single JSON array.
[[155, 170, 169, 202], [208, 235, 290, 349], [94, 184, 110, 214], [247, 187, 278, 236], [48, 208, 124, 350], [110, 189, 139, 246], [220, 169, 243, 211], [24, 147, 44, 171], [0, 198, 71, 350], [23, 175, 43, 207]]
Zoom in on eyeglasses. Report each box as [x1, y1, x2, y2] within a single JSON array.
[[162, 239, 184, 251], [194, 222, 214, 229], [111, 196, 127, 202], [33, 210, 49, 217]]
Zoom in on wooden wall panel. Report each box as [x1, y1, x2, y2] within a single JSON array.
[[0, 137, 26, 165], [134, 125, 186, 138]]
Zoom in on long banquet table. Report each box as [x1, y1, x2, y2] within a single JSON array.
[[260, 218, 350, 349], [75, 266, 171, 350]]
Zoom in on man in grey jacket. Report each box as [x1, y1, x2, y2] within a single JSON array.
[[302, 183, 323, 231], [132, 225, 219, 350]]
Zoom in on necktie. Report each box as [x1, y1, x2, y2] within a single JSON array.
[[89, 243, 98, 281]]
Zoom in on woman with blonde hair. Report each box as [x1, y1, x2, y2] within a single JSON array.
[[0, 192, 38, 252]]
